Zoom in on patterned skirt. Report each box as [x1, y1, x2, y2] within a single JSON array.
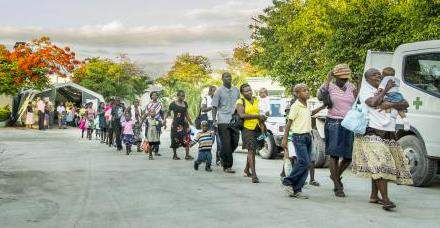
[[123, 134, 134, 145], [352, 130, 413, 185]]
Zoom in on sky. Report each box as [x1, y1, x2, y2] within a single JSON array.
[[0, 0, 272, 77]]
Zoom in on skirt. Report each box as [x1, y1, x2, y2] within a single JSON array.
[[123, 134, 134, 145], [241, 127, 263, 151], [170, 124, 189, 148], [324, 118, 354, 159], [352, 128, 413, 185], [26, 112, 35, 125]]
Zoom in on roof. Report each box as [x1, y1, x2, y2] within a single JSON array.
[[20, 82, 105, 102]]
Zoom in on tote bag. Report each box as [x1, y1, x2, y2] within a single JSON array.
[[341, 97, 368, 135]]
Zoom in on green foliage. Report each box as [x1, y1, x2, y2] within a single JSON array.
[[73, 58, 151, 101], [251, 0, 440, 93], [0, 105, 11, 121], [159, 53, 212, 118]]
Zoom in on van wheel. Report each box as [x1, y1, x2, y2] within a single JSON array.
[[259, 134, 276, 159], [399, 135, 438, 187], [312, 129, 326, 168]]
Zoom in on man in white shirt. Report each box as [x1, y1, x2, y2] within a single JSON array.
[[36, 97, 45, 130], [201, 86, 217, 130]]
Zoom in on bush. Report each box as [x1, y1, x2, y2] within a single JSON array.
[[0, 105, 11, 122]]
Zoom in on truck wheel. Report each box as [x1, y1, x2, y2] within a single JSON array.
[[399, 135, 438, 187], [259, 134, 276, 159], [312, 129, 326, 168]]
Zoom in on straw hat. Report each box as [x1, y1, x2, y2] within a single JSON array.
[[333, 64, 351, 79]]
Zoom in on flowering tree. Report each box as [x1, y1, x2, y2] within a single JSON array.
[[0, 37, 80, 95]]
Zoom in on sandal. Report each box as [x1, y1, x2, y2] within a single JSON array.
[[252, 177, 260, 183], [309, 180, 320, 186], [382, 201, 396, 211], [369, 198, 384, 205], [173, 156, 181, 160], [185, 155, 194, 160], [243, 172, 252, 178]]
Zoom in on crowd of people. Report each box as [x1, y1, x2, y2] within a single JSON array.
[[24, 66, 413, 212]]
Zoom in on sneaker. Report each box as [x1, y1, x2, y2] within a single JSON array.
[[293, 191, 309, 199], [194, 162, 199, 170], [282, 184, 295, 197]]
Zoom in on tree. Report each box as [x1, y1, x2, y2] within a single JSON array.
[[72, 58, 151, 101], [158, 53, 212, 118], [251, 0, 440, 93], [0, 37, 80, 95]]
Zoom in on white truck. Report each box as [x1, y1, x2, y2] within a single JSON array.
[[312, 40, 440, 186]]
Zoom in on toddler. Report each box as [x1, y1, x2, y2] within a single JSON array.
[[379, 67, 410, 131], [192, 121, 215, 172]]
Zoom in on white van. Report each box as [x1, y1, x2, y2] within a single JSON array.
[[313, 40, 440, 186]]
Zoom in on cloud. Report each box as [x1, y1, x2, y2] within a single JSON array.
[[185, 1, 262, 21], [0, 21, 250, 48]]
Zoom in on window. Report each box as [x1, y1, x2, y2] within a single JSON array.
[[270, 103, 283, 117], [404, 53, 440, 97]]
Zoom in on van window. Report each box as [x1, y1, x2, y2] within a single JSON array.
[[404, 53, 440, 97]]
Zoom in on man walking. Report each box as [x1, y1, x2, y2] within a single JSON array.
[[36, 97, 45, 130], [112, 98, 124, 151], [212, 72, 240, 173]]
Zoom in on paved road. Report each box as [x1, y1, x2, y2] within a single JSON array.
[[0, 128, 439, 228]]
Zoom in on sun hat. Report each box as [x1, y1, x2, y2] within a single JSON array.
[[333, 64, 351, 79]]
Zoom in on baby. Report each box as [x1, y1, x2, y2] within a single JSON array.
[[379, 67, 410, 131]]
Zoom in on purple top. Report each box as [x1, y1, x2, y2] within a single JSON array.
[[325, 82, 356, 119]]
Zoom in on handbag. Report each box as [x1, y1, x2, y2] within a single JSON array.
[[228, 98, 245, 130], [341, 97, 368, 134]]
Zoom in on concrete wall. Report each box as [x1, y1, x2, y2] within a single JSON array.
[[0, 94, 12, 107]]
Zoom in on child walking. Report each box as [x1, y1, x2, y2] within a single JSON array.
[[121, 113, 135, 155], [192, 121, 215, 172], [144, 110, 161, 160], [79, 115, 87, 138], [281, 84, 325, 199]]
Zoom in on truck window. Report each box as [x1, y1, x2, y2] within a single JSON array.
[[404, 53, 440, 97]]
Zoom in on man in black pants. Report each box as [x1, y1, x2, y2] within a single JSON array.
[[211, 72, 240, 173]]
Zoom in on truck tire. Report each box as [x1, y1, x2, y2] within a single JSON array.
[[399, 135, 438, 187], [312, 129, 326, 168], [259, 134, 276, 159]]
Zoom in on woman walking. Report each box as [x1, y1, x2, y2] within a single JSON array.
[[318, 64, 356, 197], [236, 83, 267, 183], [85, 103, 96, 140], [352, 68, 412, 211], [146, 92, 163, 156], [131, 99, 143, 152], [165, 90, 193, 160]]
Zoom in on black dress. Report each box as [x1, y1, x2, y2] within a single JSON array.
[[169, 101, 189, 148]]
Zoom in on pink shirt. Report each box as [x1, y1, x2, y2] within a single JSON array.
[[326, 82, 356, 119], [37, 100, 45, 112], [122, 120, 134, 135]]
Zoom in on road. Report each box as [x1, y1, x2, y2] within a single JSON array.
[[0, 128, 439, 228]]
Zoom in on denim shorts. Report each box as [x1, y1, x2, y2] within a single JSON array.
[[324, 118, 354, 159]]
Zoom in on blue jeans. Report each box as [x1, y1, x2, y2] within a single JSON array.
[[282, 133, 312, 193], [196, 149, 212, 166]]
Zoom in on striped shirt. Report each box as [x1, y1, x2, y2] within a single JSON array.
[[195, 131, 215, 151]]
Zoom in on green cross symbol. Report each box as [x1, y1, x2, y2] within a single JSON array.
[[413, 97, 423, 110]]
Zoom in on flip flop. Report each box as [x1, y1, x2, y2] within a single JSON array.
[[185, 155, 194, 160], [369, 198, 384, 205], [173, 156, 181, 160], [382, 201, 396, 211], [243, 172, 252, 178]]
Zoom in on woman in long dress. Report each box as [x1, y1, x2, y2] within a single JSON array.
[[25, 103, 35, 129], [352, 68, 412, 211]]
